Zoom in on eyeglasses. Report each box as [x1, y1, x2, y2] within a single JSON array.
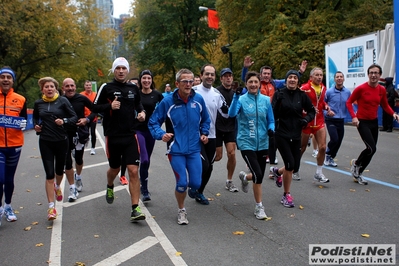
[[179, 80, 194, 85], [369, 71, 380, 75]]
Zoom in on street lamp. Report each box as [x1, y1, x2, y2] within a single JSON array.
[[221, 44, 233, 72]]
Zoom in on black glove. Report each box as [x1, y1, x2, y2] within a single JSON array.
[[268, 129, 274, 138], [300, 118, 308, 128], [235, 87, 242, 95]]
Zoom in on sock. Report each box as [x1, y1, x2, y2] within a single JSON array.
[[179, 208, 186, 212], [55, 184, 60, 189], [132, 204, 138, 210], [284, 192, 288, 196], [70, 184, 76, 190], [256, 202, 263, 207], [49, 202, 55, 208], [107, 184, 114, 189], [75, 173, 81, 180], [226, 179, 232, 183], [316, 165, 323, 174], [4, 203, 11, 209]]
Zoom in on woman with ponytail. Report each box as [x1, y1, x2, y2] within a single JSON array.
[[33, 77, 77, 221]]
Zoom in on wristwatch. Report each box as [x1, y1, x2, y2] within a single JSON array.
[[63, 118, 68, 124]]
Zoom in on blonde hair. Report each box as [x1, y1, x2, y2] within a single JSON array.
[[38, 77, 59, 90]]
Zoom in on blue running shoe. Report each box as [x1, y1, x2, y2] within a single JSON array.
[[188, 188, 198, 199], [195, 193, 209, 205]]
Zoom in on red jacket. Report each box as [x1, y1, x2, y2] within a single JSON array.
[[0, 88, 27, 147], [300, 80, 328, 127]]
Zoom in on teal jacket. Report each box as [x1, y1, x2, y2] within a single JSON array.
[[228, 92, 274, 151]]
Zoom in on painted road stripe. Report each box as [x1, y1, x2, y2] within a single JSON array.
[[305, 161, 399, 190]]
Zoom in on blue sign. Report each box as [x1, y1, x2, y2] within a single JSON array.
[[0, 115, 25, 129]]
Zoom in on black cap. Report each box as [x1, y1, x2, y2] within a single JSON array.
[[220, 68, 233, 77]]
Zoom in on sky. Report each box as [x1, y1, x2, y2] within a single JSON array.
[[113, 0, 133, 18]]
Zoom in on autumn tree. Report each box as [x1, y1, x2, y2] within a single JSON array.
[[216, 0, 393, 79], [123, 0, 219, 84], [0, 0, 114, 104]]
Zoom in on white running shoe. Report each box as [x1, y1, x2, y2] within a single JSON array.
[[177, 209, 189, 225], [254, 205, 268, 220], [90, 148, 96, 155]]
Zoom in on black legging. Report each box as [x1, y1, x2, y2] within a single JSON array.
[[240, 149, 268, 184], [275, 135, 301, 172], [39, 138, 68, 179], [356, 119, 378, 174], [89, 121, 97, 149], [198, 138, 216, 193], [65, 134, 83, 170]]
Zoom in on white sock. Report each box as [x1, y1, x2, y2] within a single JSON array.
[[49, 202, 55, 208], [70, 184, 76, 190], [178, 208, 186, 212], [316, 165, 323, 174], [256, 202, 263, 207], [226, 179, 232, 183], [75, 173, 81, 180]]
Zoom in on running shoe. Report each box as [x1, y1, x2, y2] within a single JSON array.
[[254, 205, 268, 220], [281, 194, 295, 208], [130, 206, 146, 222], [4, 206, 17, 222], [68, 187, 79, 202], [142, 191, 151, 202], [177, 209, 189, 225], [239, 171, 249, 193], [225, 180, 239, 192], [292, 172, 301, 181], [273, 157, 278, 165], [266, 156, 270, 163], [47, 207, 57, 221], [307, 137, 311, 147], [270, 167, 282, 187], [312, 149, 318, 158], [324, 155, 337, 167], [350, 159, 359, 178], [354, 175, 368, 185], [195, 193, 209, 205], [314, 173, 330, 183], [105, 187, 114, 204], [188, 188, 198, 199], [119, 175, 128, 185], [74, 173, 83, 192], [90, 148, 96, 155], [54, 184, 63, 202]]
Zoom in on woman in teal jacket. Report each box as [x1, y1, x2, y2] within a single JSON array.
[[228, 71, 275, 220]]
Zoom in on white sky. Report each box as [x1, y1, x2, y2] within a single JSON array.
[[113, 0, 133, 18]]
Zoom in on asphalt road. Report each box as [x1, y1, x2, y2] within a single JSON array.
[[1, 124, 398, 266]]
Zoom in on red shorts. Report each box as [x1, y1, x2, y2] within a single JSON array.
[[302, 123, 325, 135]]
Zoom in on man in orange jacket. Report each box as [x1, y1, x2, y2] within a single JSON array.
[[0, 67, 27, 225]]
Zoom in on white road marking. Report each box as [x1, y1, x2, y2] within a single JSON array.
[[93, 236, 159, 266], [49, 128, 187, 265], [48, 176, 66, 266]]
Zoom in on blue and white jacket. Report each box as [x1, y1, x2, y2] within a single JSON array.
[[228, 91, 275, 151], [148, 89, 210, 155]]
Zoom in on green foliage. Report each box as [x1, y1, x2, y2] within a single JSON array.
[[0, 0, 114, 105], [216, 0, 393, 80], [123, 0, 219, 84]]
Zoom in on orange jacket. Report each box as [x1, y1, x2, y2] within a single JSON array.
[[0, 88, 27, 147], [80, 90, 97, 121], [259, 80, 275, 101]]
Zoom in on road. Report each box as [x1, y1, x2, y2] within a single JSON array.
[[1, 124, 398, 265]]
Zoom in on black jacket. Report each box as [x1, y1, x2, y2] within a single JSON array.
[[33, 96, 78, 141], [93, 79, 144, 137], [272, 87, 315, 140]]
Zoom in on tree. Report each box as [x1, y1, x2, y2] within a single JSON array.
[[216, 0, 393, 79], [123, 0, 219, 85], [0, 0, 114, 102]]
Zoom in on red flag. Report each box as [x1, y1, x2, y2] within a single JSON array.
[[97, 68, 104, 77], [208, 9, 219, 29]]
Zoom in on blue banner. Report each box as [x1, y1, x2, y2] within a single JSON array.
[[0, 115, 24, 129]]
